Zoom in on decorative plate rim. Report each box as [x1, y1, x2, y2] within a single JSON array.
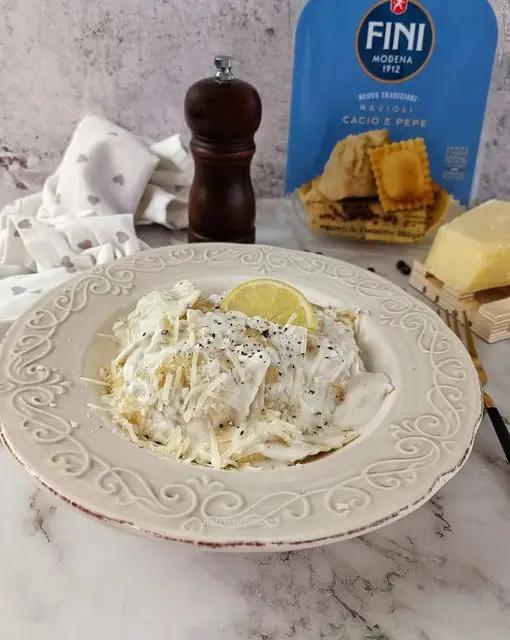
[[0, 413, 482, 550], [0, 244, 483, 551]]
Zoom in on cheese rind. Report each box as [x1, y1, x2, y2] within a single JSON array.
[[425, 200, 510, 293]]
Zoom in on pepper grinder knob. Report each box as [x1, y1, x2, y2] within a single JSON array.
[[214, 55, 234, 83]]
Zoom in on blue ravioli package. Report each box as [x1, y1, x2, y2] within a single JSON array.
[[286, 0, 498, 238]]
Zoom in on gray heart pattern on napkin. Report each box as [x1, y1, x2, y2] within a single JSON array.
[[0, 116, 192, 324], [116, 231, 129, 244], [60, 256, 77, 273]]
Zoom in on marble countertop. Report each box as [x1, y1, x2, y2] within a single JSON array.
[[1, 200, 509, 640]]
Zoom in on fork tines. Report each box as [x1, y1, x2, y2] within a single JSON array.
[[436, 306, 488, 386]]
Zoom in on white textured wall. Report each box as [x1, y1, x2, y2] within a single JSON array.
[[0, 0, 508, 203]]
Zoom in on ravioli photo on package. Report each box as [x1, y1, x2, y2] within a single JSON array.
[[287, 0, 498, 243]]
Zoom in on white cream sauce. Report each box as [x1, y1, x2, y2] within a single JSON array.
[[101, 280, 393, 469]]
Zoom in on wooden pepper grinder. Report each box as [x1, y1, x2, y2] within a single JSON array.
[[185, 55, 262, 243]]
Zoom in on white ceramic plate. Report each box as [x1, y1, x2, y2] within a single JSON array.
[[0, 244, 482, 551]]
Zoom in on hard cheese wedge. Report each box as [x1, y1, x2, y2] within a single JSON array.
[[425, 200, 510, 293]]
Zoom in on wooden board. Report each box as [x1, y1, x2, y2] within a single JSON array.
[[409, 261, 510, 343]]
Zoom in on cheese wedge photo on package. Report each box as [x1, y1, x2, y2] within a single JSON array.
[[287, 0, 498, 243]]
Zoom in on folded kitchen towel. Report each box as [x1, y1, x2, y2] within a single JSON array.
[[0, 115, 193, 323]]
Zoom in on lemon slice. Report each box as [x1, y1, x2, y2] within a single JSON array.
[[221, 279, 317, 330]]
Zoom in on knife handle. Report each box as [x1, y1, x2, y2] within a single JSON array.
[[486, 406, 510, 465]]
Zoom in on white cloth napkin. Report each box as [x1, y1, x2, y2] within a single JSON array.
[[0, 115, 192, 322]]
